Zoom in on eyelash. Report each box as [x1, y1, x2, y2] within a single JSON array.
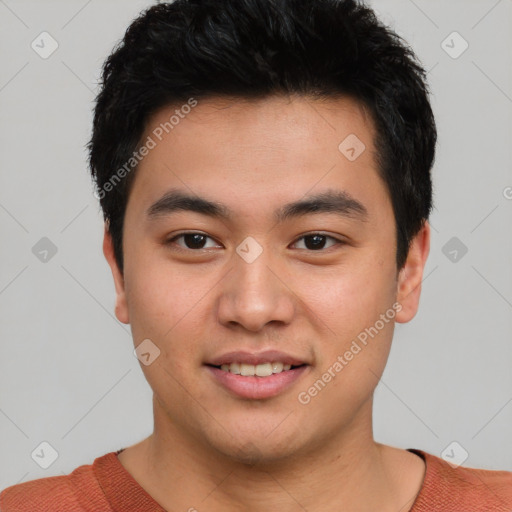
[[165, 232, 345, 252]]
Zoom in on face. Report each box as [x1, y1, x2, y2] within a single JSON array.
[[104, 94, 429, 464]]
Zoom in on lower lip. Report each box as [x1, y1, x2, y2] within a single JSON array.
[[206, 365, 310, 400]]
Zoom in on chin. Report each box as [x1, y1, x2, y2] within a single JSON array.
[[209, 428, 305, 467]]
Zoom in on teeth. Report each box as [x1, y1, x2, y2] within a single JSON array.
[[241, 363, 255, 376], [219, 362, 294, 376], [256, 363, 273, 377], [272, 362, 284, 373]]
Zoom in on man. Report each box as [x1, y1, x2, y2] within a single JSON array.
[[2, 0, 511, 510]]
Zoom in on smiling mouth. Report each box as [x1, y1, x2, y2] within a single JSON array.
[[207, 362, 307, 377]]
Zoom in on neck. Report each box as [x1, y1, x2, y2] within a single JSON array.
[[120, 395, 423, 512]]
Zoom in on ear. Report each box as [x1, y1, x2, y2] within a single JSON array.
[[395, 221, 430, 323], [102, 223, 130, 324]]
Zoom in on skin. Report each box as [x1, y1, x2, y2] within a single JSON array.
[[103, 94, 430, 511]]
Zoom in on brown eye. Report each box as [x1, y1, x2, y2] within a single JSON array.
[[292, 233, 342, 251], [166, 232, 220, 250]]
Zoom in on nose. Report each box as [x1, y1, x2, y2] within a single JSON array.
[[216, 242, 296, 333]]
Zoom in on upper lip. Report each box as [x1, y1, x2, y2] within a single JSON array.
[[206, 350, 309, 367]]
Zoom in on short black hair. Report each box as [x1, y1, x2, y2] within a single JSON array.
[[88, 0, 436, 275]]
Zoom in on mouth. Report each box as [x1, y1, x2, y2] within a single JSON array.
[[204, 349, 311, 399], [206, 362, 307, 377]]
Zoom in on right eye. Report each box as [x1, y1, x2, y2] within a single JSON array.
[[165, 232, 222, 251]]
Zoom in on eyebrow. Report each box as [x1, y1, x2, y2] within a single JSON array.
[[146, 187, 368, 224]]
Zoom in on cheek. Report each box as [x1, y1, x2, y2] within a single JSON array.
[[295, 269, 397, 421], [124, 258, 207, 397], [304, 261, 397, 338], [124, 255, 181, 337], [124, 250, 220, 360]]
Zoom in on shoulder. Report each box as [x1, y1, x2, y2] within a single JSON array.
[[410, 448, 512, 512], [0, 452, 117, 512]]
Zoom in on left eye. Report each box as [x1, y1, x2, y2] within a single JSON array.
[[166, 232, 341, 251], [291, 234, 340, 251]]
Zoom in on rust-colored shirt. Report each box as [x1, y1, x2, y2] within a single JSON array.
[[2, 448, 512, 511]]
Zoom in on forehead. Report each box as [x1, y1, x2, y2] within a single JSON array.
[[126, 94, 390, 226], [145, 94, 374, 152]]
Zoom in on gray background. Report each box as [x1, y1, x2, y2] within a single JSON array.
[[1, 0, 511, 489]]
